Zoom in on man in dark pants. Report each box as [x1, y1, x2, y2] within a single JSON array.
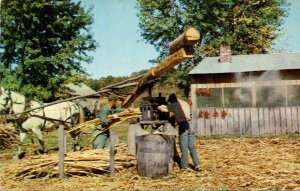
[[159, 93, 201, 171]]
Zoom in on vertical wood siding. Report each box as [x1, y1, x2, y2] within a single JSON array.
[[195, 107, 300, 136]]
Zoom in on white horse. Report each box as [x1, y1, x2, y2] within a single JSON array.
[[0, 87, 84, 158]]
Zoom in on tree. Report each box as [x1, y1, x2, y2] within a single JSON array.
[[137, 0, 289, 96], [0, 0, 96, 101]]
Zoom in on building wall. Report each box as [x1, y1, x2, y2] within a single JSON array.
[[190, 74, 300, 136], [192, 106, 300, 136]]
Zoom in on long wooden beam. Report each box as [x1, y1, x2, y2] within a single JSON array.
[[122, 48, 193, 108], [121, 27, 200, 108], [169, 27, 200, 54]]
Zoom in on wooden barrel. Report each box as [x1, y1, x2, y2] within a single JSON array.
[[136, 134, 173, 178]]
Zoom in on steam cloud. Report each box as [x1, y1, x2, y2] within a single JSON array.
[[233, 71, 296, 107]]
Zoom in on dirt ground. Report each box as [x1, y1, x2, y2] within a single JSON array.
[[1, 136, 300, 191]]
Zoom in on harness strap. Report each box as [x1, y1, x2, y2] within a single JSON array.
[[42, 106, 47, 128], [29, 114, 72, 124], [8, 92, 13, 115]]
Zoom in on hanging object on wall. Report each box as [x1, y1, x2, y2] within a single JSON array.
[[213, 111, 219, 118], [198, 110, 211, 119], [198, 110, 204, 118], [221, 110, 227, 119], [195, 88, 212, 96], [204, 111, 210, 119]]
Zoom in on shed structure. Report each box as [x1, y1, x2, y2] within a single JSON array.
[[189, 51, 300, 136]]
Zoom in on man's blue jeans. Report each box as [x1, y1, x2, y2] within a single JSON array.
[[91, 128, 110, 149], [179, 122, 200, 169]]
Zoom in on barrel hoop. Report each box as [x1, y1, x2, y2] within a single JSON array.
[[138, 162, 169, 167], [137, 148, 171, 153]]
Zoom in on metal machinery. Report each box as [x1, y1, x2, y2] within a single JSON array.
[[140, 94, 169, 127]]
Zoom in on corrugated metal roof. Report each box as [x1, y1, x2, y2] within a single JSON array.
[[189, 52, 300, 74], [65, 83, 96, 96]]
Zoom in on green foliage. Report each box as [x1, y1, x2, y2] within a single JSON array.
[[137, 0, 289, 95], [0, 0, 96, 101]]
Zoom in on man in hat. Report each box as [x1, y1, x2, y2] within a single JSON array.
[[92, 94, 124, 149]]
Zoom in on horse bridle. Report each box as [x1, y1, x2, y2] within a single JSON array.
[[0, 91, 27, 117], [0, 91, 13, 114]]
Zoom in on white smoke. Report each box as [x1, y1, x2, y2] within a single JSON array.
[[234, 71, 290, 106], [232, 88, 252, 106]]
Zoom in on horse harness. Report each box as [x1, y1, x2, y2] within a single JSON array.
[[0, 91, 24, 121], [28, 104, 77, 128], [4, 92, 76, 127]]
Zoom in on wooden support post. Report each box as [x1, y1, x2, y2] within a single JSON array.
[[221, 88, 225, 108], [58, 125, 66, 179], [109, 128, 115, 175], [191, 84, 198, 135]]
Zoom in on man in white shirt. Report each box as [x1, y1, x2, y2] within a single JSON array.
[[159, 93, 200, 171]]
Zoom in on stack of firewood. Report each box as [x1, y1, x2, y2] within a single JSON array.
[[0, 123, 19, 150], [4, 143, 136, 179]]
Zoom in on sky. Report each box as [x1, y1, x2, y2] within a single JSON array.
[[80, 0, 300, 79]]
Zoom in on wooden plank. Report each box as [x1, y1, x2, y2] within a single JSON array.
[[244, 108, 251, 134], [191, 84, 198, 135], [204, 110, 211, 136], [238, 108, 245, 135], [197, 117, 205, 136], [227, 108, 234, 134], [263, 108, 271, 134], [220, 111, 227, 135], [209, 108, 215, 134], [286, 107, 292, 133], [258, 108, 265, 135], [280, 107, 286, 134], [298, 107, 300, 133], [269, 108, 276, 134], [215, 117, 222, 135], [198, 109, 205, 136], [274, 108, 281, 134], [250, 108, 259, 135], [232, 108, 239, 134], [291, 107, 299, 133], [215, 108, 222, 134]]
